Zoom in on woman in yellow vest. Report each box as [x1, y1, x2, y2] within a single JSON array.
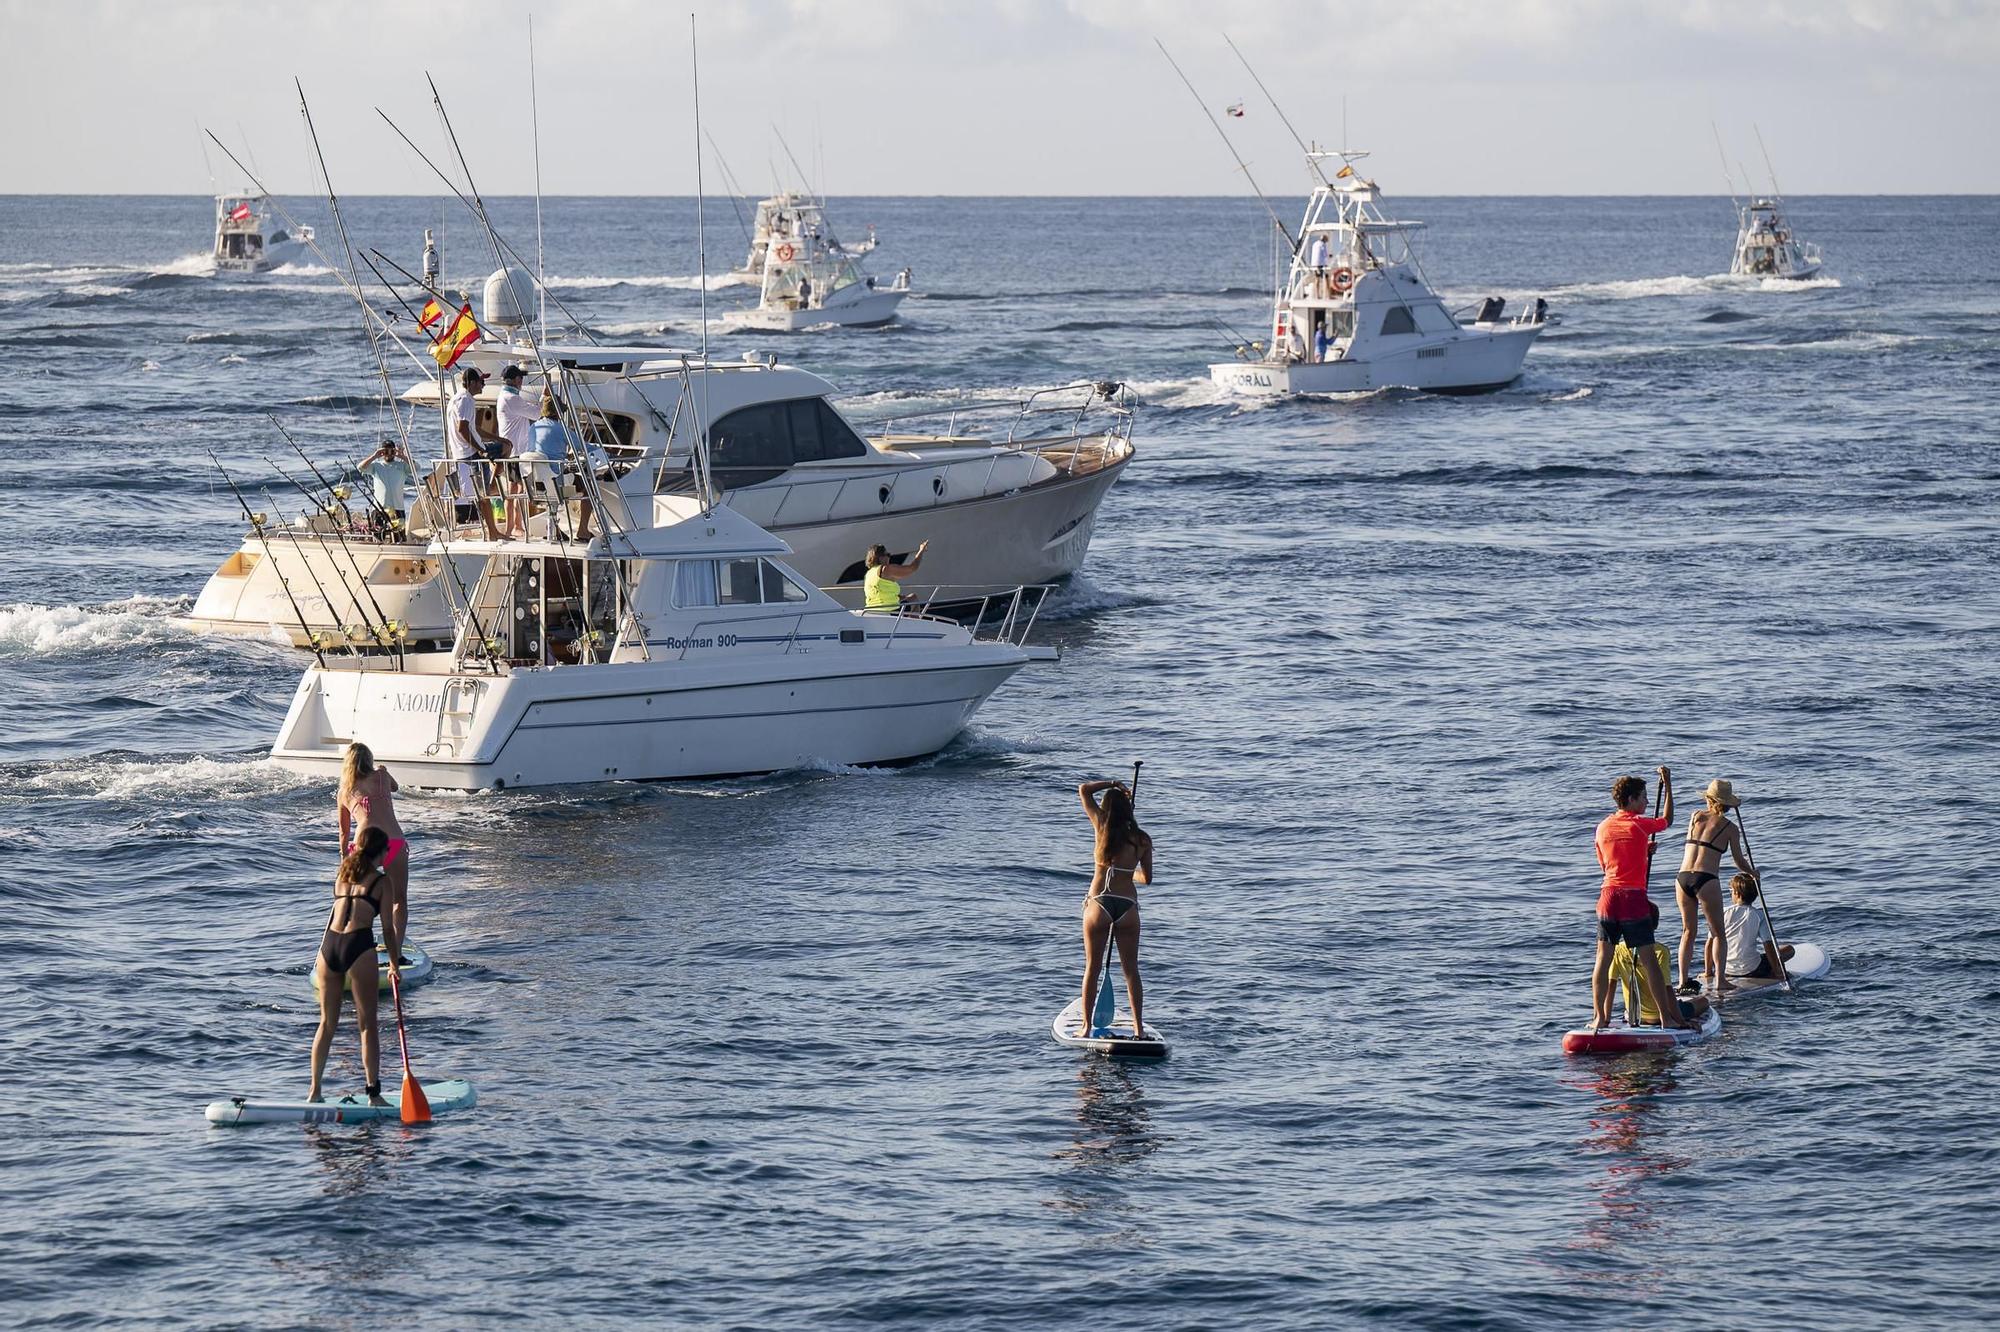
[[862, 540, 928, 611]]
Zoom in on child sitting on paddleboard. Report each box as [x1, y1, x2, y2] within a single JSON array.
[[1723, 874, 1796, 981], [1611, 904, 1715, 1028]]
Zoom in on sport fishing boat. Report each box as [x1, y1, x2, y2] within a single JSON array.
[[212, 192, 314, 273], [1210, 151, 1552, 397], [722, 191, 878, 286], [727, 192, 906, 328], [191, 274, 1134, 648], [1728, 198, 1823, 280], [266, 497, 1055, 790]]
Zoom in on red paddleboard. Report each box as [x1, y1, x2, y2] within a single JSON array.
[[1563, 1004, 1721, 1055]]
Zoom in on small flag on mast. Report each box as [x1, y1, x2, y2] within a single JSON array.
[[430, 303, 479, 369], [228, 202, 253, 222], [1335, 164, 1355, 179], [418, 297, 444, 330], [1225, 101, 1245, 118]]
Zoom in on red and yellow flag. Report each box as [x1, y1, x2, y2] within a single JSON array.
[[429, 303, 479, 369], [418, 297, 444, 330], [1335, 164, 1355, 180]]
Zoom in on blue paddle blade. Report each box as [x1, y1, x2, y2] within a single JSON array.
[[1090, 964, 1115, 1033]]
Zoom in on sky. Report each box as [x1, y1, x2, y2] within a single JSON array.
[[2, 0, 1996, 195]]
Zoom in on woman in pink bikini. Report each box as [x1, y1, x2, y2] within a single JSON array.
[[337, 742, 408, 951], [309, 826, 406, 1104]]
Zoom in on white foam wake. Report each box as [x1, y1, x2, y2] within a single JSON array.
[[547, 272, 731, 291], [1549, 272, 1843, 300], [11, 754, 317, 803], [0, 600, 195, 658]]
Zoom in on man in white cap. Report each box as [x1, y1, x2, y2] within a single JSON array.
[[446, 366, 505, 540], [494, 364, 538, 536]]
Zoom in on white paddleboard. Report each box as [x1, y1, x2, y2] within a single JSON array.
[[205, 1078, 475, 1126], [311, 939, 434, 995], [1053, 996, 1169, 1060], [1717, 941, 1831, 1002], [1563, 1004, 1722, 1055]]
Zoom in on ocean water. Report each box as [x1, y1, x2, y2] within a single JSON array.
[[1, 192, 1997, 1328]]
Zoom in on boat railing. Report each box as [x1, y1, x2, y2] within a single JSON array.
[[856, 379, 1137, 451], [860, 583, 1054, 650], [1451, 297, 1560, 329]]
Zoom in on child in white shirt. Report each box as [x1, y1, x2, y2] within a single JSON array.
[[1724, 874, 1796, 980]]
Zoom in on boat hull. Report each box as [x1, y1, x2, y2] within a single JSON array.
[[269, 647, 1033, 790], [187, 542, 477, 649], [1209, 324, 1543, 397], [743, 287, 908, 330]]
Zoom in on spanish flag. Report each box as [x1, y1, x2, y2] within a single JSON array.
[[418, 296, 444, 330], [430, 303, 480, 369], [1335, 164, 1355, 179]]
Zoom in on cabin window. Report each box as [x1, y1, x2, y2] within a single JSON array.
[[719, 558, 764, 605], [1380, 306, 1418, 336], [673, 559, 719, 608], [581, 411, 638, 455], [1328, 310, 1356, 339], [762, 560, 810, 604], [705, 398, 869, 489]]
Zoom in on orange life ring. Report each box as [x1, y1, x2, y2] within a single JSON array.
[[1329, 267, 1356, 295], [774, 242, 797, 263]]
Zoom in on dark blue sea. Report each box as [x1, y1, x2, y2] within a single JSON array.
[[2, 192, 1997, 1328]]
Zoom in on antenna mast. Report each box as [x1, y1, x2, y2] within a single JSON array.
[[530, 13, 547, 334]]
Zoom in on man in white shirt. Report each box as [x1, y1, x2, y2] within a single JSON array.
[[446, 366, 503, 539], [1722, 874, 1795, 980], [494, 364, 538, 537]]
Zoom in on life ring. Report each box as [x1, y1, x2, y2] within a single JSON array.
[[774, 242, 797, 263], [1329, 267, 1356, 295]]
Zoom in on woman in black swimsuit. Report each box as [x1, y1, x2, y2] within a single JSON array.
[[1079, 779, 1155, 1039], [309, 827, 406, 1105], [1675, 778, 1756, 995]]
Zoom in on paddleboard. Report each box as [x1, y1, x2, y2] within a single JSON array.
[[1053, 996, 1169, 1060], [1563, 1004, 1721, 1055], [310, 939, 434, 995], [205, 1078, 475, 1126], [1717, 941, 1831, 1003]]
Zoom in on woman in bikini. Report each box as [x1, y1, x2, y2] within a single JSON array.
[[1078, 778, 1154, 1039], [309, 826, 407, 1104], [1675, 778, 1757, 995], [338, 742, 408, 953]]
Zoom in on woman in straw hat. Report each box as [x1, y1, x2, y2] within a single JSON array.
[[1674, 778, 1758, 995]]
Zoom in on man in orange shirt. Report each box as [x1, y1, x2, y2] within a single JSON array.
[[1591, 767, 1688, 1030]]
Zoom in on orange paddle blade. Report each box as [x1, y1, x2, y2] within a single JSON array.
[[401, 1072, 432, 1124]]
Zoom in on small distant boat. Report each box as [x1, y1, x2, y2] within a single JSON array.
[[1210, 150, 1553, 397], [724, 191, 908, 329], [212, 192, 313, 273], [1729, 197, 1823, 280]]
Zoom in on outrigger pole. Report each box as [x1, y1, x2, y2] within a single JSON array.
[[1710, 121, 1742, 206], [208, 453, 327, 667], [1222, 33, 1329, 187], [692, 13, 716, 511], [1752, 123, 1784, 198], [1155, 38, 1296, 252]]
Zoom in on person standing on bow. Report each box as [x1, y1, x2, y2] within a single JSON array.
[[862, 540, 928, 612], [1590, 768, 1687, 1031], [1674, 778, 1757, 995]]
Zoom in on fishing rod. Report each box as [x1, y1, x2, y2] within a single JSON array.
[[270, 424, 408, 663], [257, 481, 368, 657], [263, 461, 386, 648], [705, 128, 755, 247], [208, 453, 326, 667], [1711, 121, 1743, 206], [1753, 124, 1785, 198], [375, 104, 603, 347], [1155, 39, 1296, 252]]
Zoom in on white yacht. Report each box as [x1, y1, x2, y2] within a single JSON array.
[[725, 192, 906, 329], [1729, 198, 1823, 280], [190, 280, 1134, 648], [267, 497, 1054, 790], [211, 193, 314, 273], [1210, 151, 1552, 397]]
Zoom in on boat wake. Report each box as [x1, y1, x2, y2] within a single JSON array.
[[1549, 272, 1843, 300], [4, 752, 315, 803], [0, 598, 196, 659], [547, 272, 732, 291], [1038, 573, 1150, 622]]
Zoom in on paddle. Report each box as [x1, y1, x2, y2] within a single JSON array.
[[385, 955, 431, 1124], [1087, 762, 1142, 1035], [1734, 799, 1793, 994]]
